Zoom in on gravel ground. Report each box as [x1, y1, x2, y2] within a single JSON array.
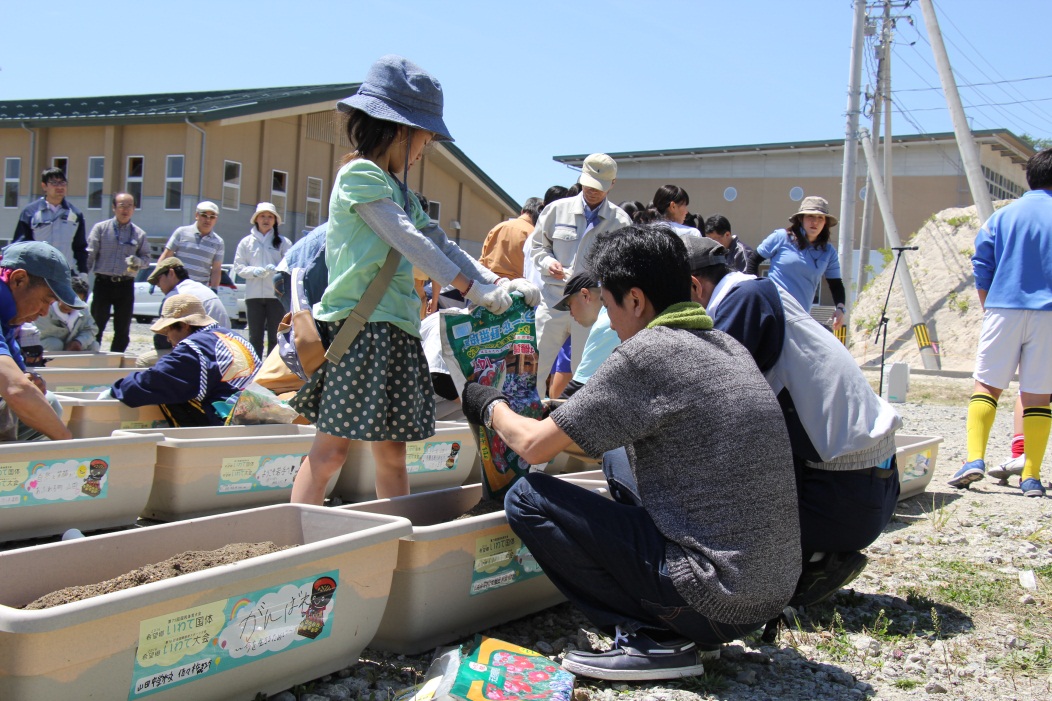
[[87, 329, 1052, 700], [265, 374, 1051, 701]]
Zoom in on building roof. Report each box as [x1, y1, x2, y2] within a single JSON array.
[[554, 129, 1035, 166], [0, 84, 361, 127]]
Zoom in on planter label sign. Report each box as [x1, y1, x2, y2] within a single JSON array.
[[0, 455, 111, 508], [470, 531, 544, 595], [130, 571, 339, 698], [217, 453, 306, 494], [406, 440, 462, 474]]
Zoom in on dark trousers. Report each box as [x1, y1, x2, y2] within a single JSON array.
[[505, 469, 762, 645], [246, 297, 286, 358], [91, 275, 135, 352], [794, 456, 900, 558]]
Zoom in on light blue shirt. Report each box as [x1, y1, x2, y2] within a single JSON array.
[[756, 228, 841, 313], [973, 189, 1052, 310], [572, 307, 620, 384]]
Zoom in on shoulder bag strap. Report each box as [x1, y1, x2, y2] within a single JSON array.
[[324, 247, 402, 365]]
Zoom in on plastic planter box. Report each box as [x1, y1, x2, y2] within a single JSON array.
[[38, 367, 139, 393], [896, 434, 942, 501], [43, 352, 126, 369], [332, 421, 478, 502], [0, 433, 161, 542], [0, 504, 412, 701], [340, 483, 567, 654], [113, 425, 329, 521], [55, 392, 168, 438]]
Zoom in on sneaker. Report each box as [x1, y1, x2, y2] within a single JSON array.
[[1020, 478, 1046, 498], [988, 456, 1025, 480], [561, 629, 706, 681], [948, 459, 986, 489], [790, 551, 869, 608]]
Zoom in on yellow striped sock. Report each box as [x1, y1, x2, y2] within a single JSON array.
[[966, 392, 998, 463], [1022, 406, 1051, 481]]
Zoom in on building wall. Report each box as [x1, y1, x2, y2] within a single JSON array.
[[0, 109, 516, 260]]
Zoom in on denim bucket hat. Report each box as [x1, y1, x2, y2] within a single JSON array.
[[338, 55, 454, 142]]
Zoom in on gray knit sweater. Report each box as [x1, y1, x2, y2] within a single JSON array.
[[552, 326, 801, 624]]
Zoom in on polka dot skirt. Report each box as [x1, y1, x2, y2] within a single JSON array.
[[290, 321, 435, 442]]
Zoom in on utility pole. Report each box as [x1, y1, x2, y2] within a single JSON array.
[[856, 1, 893, 294], [860, 129, 940, 370], [918, 0, 994, 223], [837, 0, 867, 326]]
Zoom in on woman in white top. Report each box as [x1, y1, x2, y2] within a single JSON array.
[[233, 202, 292, 356], [650, 184, 702, 237]]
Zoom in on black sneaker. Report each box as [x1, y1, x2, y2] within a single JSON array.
[[790, 551, 869, 608], [560, 629, 706, 681]]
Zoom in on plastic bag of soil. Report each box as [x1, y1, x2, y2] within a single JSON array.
[[395, 635, 574, 701], [440, 295, 543, 500], [214, 382, 302, 425]]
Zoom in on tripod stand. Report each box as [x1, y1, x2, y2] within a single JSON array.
[[875, 246, 917, 396]]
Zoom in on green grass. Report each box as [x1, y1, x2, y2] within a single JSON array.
[[945, 215, 973, 227], [990, 643, 1052, 677], [933, 560, 1013, 608], [894, 679, 922, 690]]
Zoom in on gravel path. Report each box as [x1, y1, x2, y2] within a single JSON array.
[[270, 377, 1051, 701]]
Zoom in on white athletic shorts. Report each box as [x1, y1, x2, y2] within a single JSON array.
[[974, 308, 1052, 393]]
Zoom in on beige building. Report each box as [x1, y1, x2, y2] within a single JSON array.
[[0, 84, 518, 259], [557, 129, 1032, 288]]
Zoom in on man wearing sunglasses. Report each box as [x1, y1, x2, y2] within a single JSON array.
[[157, 201, 225, 290], [12, 167, 88, 278]]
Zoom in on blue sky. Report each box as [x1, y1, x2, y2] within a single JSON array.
[[4, 0, 1050, 204]]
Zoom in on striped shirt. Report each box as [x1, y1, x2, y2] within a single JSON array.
[[87, 218, 151, 277], [164, 225, 225, 285]]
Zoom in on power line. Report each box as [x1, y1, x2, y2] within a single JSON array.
[[892, 73, 1052, 92]]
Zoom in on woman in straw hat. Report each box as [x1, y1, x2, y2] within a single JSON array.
[[288, 55, 541, 504], [746, 196, 846, 330], [233, 202, 292, 357]]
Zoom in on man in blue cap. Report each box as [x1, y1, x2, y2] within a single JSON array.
[[0, 241, 83, 441]]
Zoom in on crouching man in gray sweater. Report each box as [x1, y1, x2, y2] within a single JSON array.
[[462, 225, 801, 682]]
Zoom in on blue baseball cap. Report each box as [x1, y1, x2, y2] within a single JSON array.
[[0, 241, 86, 308]]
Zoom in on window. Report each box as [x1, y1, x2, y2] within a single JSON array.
[[86, 157, 105, 209], [126, 156, 144, 208], [271, 169, 288, 224], [51, 157, 68, 176], [165, 155, 184, 210], [427, 200, 441, 224], [4, 158, 19, 209], [222, 160, 241, 211], [305, 176, 324, 228]]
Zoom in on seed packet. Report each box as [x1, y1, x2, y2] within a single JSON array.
[[397, 636, 574, 701], [439, 296, 544, 500]]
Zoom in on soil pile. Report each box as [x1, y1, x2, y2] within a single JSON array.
[[846, 202, 1010, 371], [23, 541, 287, 609]]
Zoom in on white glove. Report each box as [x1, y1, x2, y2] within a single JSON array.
[[125, 255, 144, 269], [241, 266, 267, 278], [264, 264, 276, 273], [96, 388, 113, 400], [499, 278, 541, 307], [465, 281, 513, 314]]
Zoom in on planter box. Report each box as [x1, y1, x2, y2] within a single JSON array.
[[43, 352, 126, 369], [55, 392, 168, 438], [340, 483, 567, 654], [332, 421, 478, 502], [38, 367, 139, 394], [896, 434, 942, 501], [114, 425, 329, 521], [0, 504, 412, 701], [0, 434, 161, 542], [544, 443, 600, 475]]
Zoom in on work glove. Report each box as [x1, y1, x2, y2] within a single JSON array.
[[499, 278, 542, 307], [264, 264, 277, 273], [465, 281, 513, 315], [125, 255, 145, 271], [461, 382, 508, 428], [241, 266, 267, 278]]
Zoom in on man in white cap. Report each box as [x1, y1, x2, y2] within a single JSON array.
[[528, 153, 631, 395], [108, 293, 258, 427], [158, 201, 225, 289]]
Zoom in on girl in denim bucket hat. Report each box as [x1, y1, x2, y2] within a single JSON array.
[[289, 55, 541, 505]]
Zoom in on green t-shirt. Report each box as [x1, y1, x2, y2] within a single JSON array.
[[315, 159, 431, 336]]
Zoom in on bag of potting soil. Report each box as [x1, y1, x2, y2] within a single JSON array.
[[396, 635, 574, 701], [439, 295, 543, 500]]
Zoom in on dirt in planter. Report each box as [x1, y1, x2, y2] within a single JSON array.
[[22, 542, 289, 610], [456, 498, 506, 520]]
